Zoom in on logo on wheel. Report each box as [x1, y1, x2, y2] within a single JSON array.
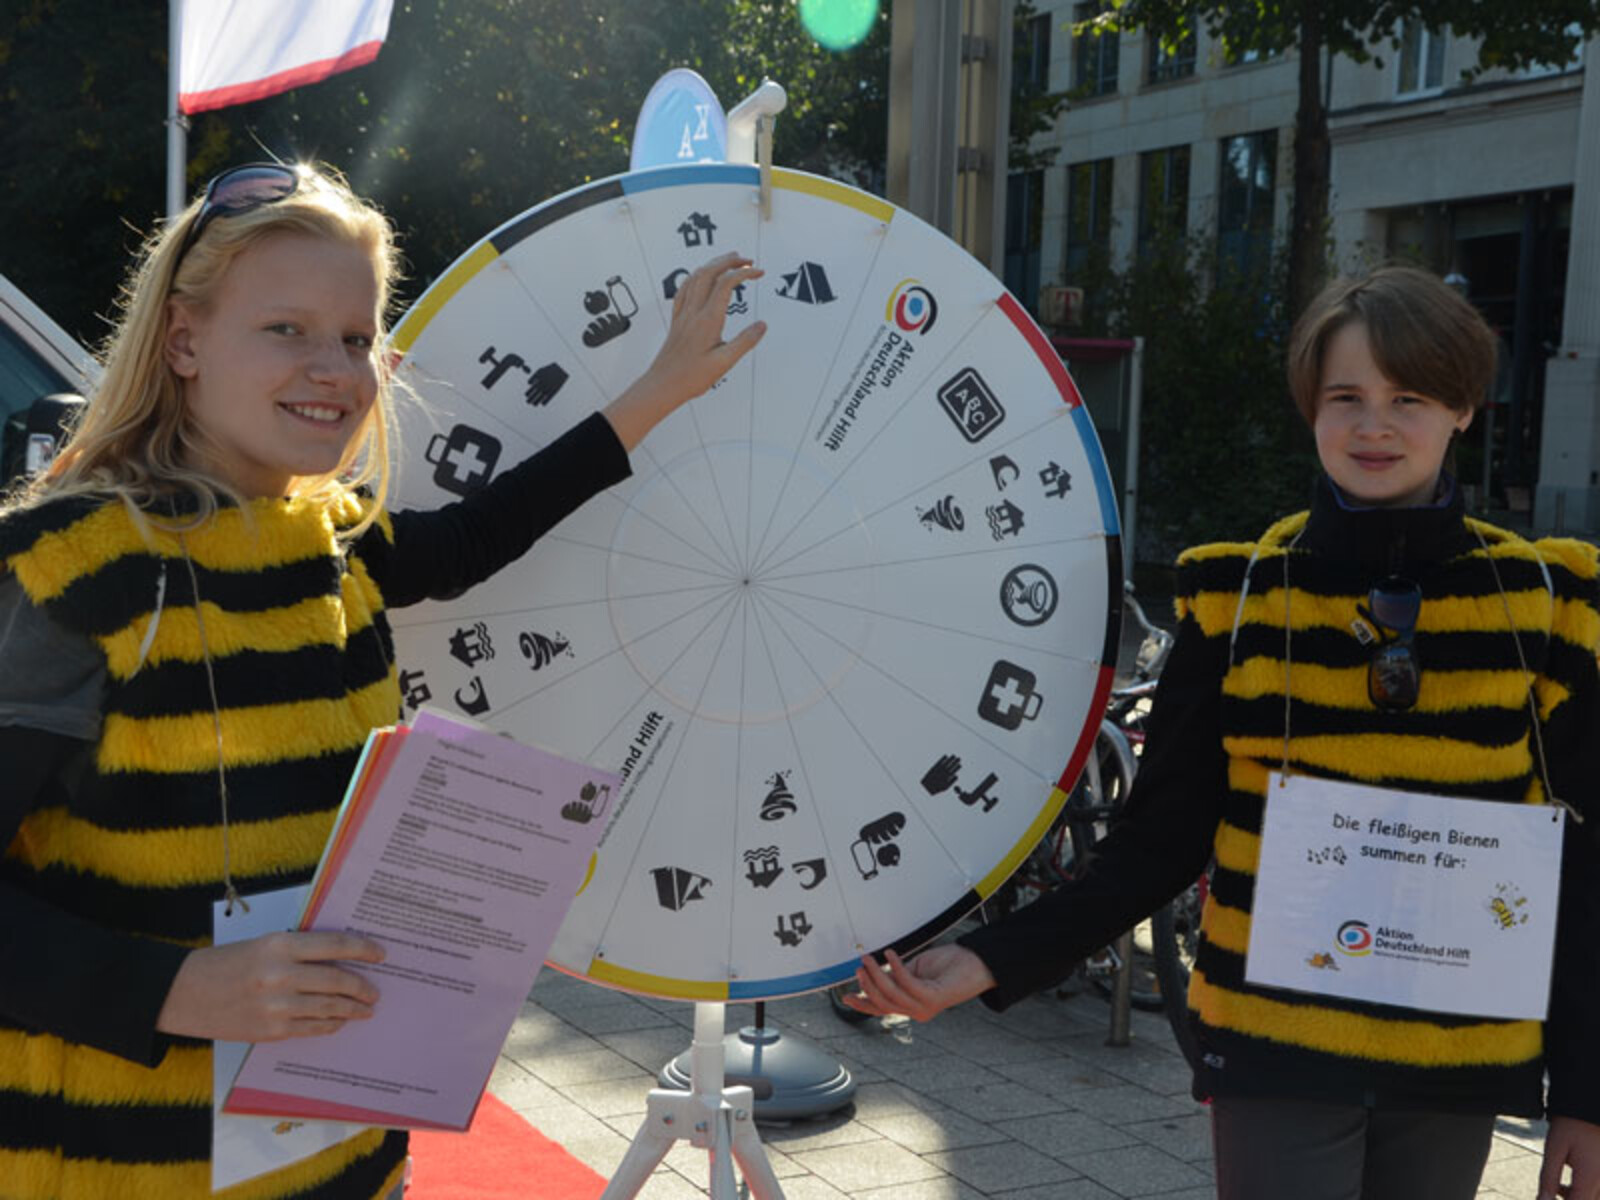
[[886, 280, 938, 336]]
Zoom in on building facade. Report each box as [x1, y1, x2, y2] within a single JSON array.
[[1005, 9, 1599, 528]]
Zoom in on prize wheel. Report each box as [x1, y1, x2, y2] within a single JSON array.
[[387, 163, 1121, 1002]]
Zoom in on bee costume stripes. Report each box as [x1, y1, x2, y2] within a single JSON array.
[[960, 476, 1600, 1123], [0, 414, 629, 1199]]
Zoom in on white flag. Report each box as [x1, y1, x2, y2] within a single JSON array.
[[178, 0, 395, 114]]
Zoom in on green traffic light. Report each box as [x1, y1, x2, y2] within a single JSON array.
[[799, 0, 880, 51]]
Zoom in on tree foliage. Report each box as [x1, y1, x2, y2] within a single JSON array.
[[1076, 231, 1317, 564], [0, 1, 890, 345], [1088, 1, 1600, 319], [1010, 0, 1073, 172]]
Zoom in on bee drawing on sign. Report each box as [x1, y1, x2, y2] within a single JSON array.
[[1485, 881, 1530, 930], [520, 630, 572, 670]]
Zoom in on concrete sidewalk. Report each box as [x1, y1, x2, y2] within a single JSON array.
[[489, 954, 1551, 1198]]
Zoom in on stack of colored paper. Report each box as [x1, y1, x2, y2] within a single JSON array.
[[223, 707, 618, 1130]]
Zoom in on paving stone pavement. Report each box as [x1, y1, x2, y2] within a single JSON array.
[[491, 959, 1550, 1198]]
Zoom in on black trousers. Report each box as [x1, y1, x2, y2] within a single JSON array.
[[1211, 1094, 1496, 1200]]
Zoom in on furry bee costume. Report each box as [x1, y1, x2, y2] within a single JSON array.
[[0, 415, 626, 1199], [962, 477, 1600, 1122]]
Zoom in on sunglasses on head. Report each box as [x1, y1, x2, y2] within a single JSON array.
[[1360, 576, 1422, 711], [173, 163, 301, 269]]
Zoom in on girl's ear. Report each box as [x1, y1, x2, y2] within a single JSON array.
[[165, 300, 200, 380], [1455, 408, 1475, 435]]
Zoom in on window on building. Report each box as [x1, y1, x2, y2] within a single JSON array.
[[1066, 158, 1114, 279], [1397, 20, 1447, 94], [1017, 11, 1052, 92], [1138, 145, 1190, 256], [1147, 24, 1196, 83], [1216, 131, 1276, 274], [1004, 170, 1046, 312], [1074, 3, 1119, 96]]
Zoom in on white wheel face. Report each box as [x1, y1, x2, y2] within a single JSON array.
[[388, 164, 1121, 1001]]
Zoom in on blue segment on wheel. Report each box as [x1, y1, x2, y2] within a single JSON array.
[[729, 962, 861, 999], [622, 163, 758, 194], [1071, 403, 1122, 538]]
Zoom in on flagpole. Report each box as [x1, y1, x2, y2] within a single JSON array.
[[167, 0, 187, 218]]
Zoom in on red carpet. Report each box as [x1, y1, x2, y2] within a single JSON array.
[[408, 1093, 608, 1199]]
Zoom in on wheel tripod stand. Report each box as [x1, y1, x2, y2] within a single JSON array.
[[600, 1003, 786, 1199]]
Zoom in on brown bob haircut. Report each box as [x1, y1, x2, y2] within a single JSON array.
[[1286, 266, 1498, 427]]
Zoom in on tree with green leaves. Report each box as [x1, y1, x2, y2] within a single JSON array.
[[1090, 1, 1599, 320], [0, 1, 889, 345]]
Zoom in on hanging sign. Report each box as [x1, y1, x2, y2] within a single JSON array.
[[1247, 772, 1564, 1020]]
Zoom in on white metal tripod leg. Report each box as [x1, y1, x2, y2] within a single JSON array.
[[707, 1098, 739, 1200], [599, 1003, 787, 1200], [598, 1092, 679, 1200], [725, 1088, 785, 1200]]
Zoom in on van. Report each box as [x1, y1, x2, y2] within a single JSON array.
[[0, 275, 98, 484]]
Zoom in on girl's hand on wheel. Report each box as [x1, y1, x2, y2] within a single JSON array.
[[602, 252, 766, 452], [839, 946, 997, 1022]]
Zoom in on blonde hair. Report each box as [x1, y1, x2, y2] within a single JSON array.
[[6, 162, 401, 537], [1286, 265, 1498, 427]]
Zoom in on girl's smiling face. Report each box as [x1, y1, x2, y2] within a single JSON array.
[[166, 231, 380, 498], [1313, 320, 1473, 508]]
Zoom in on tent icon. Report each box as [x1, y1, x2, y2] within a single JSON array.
[[776, 261, 835, 305], [651, 866, 712, 911]]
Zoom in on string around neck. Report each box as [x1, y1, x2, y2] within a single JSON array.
[[1470, 526, 1577, 824], [177, 533, 250, 915]]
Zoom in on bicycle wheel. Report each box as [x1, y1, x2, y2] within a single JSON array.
[[1151, 873, 1207, 1068]]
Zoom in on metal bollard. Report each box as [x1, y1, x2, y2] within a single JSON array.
[[1107, 929, 1134, 1046]]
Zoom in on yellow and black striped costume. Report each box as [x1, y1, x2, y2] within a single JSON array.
[[1178, 500, 1598, 1113], [0, 492, 408, 1199], [964, 480, 1600, 1117]]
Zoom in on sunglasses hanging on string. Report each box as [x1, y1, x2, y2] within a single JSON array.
[[1353, 577, 1423, 712]]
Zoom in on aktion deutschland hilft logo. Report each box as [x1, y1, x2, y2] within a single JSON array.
[[886, 280, 938, 335], [1335, 919, 1374, 956]]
